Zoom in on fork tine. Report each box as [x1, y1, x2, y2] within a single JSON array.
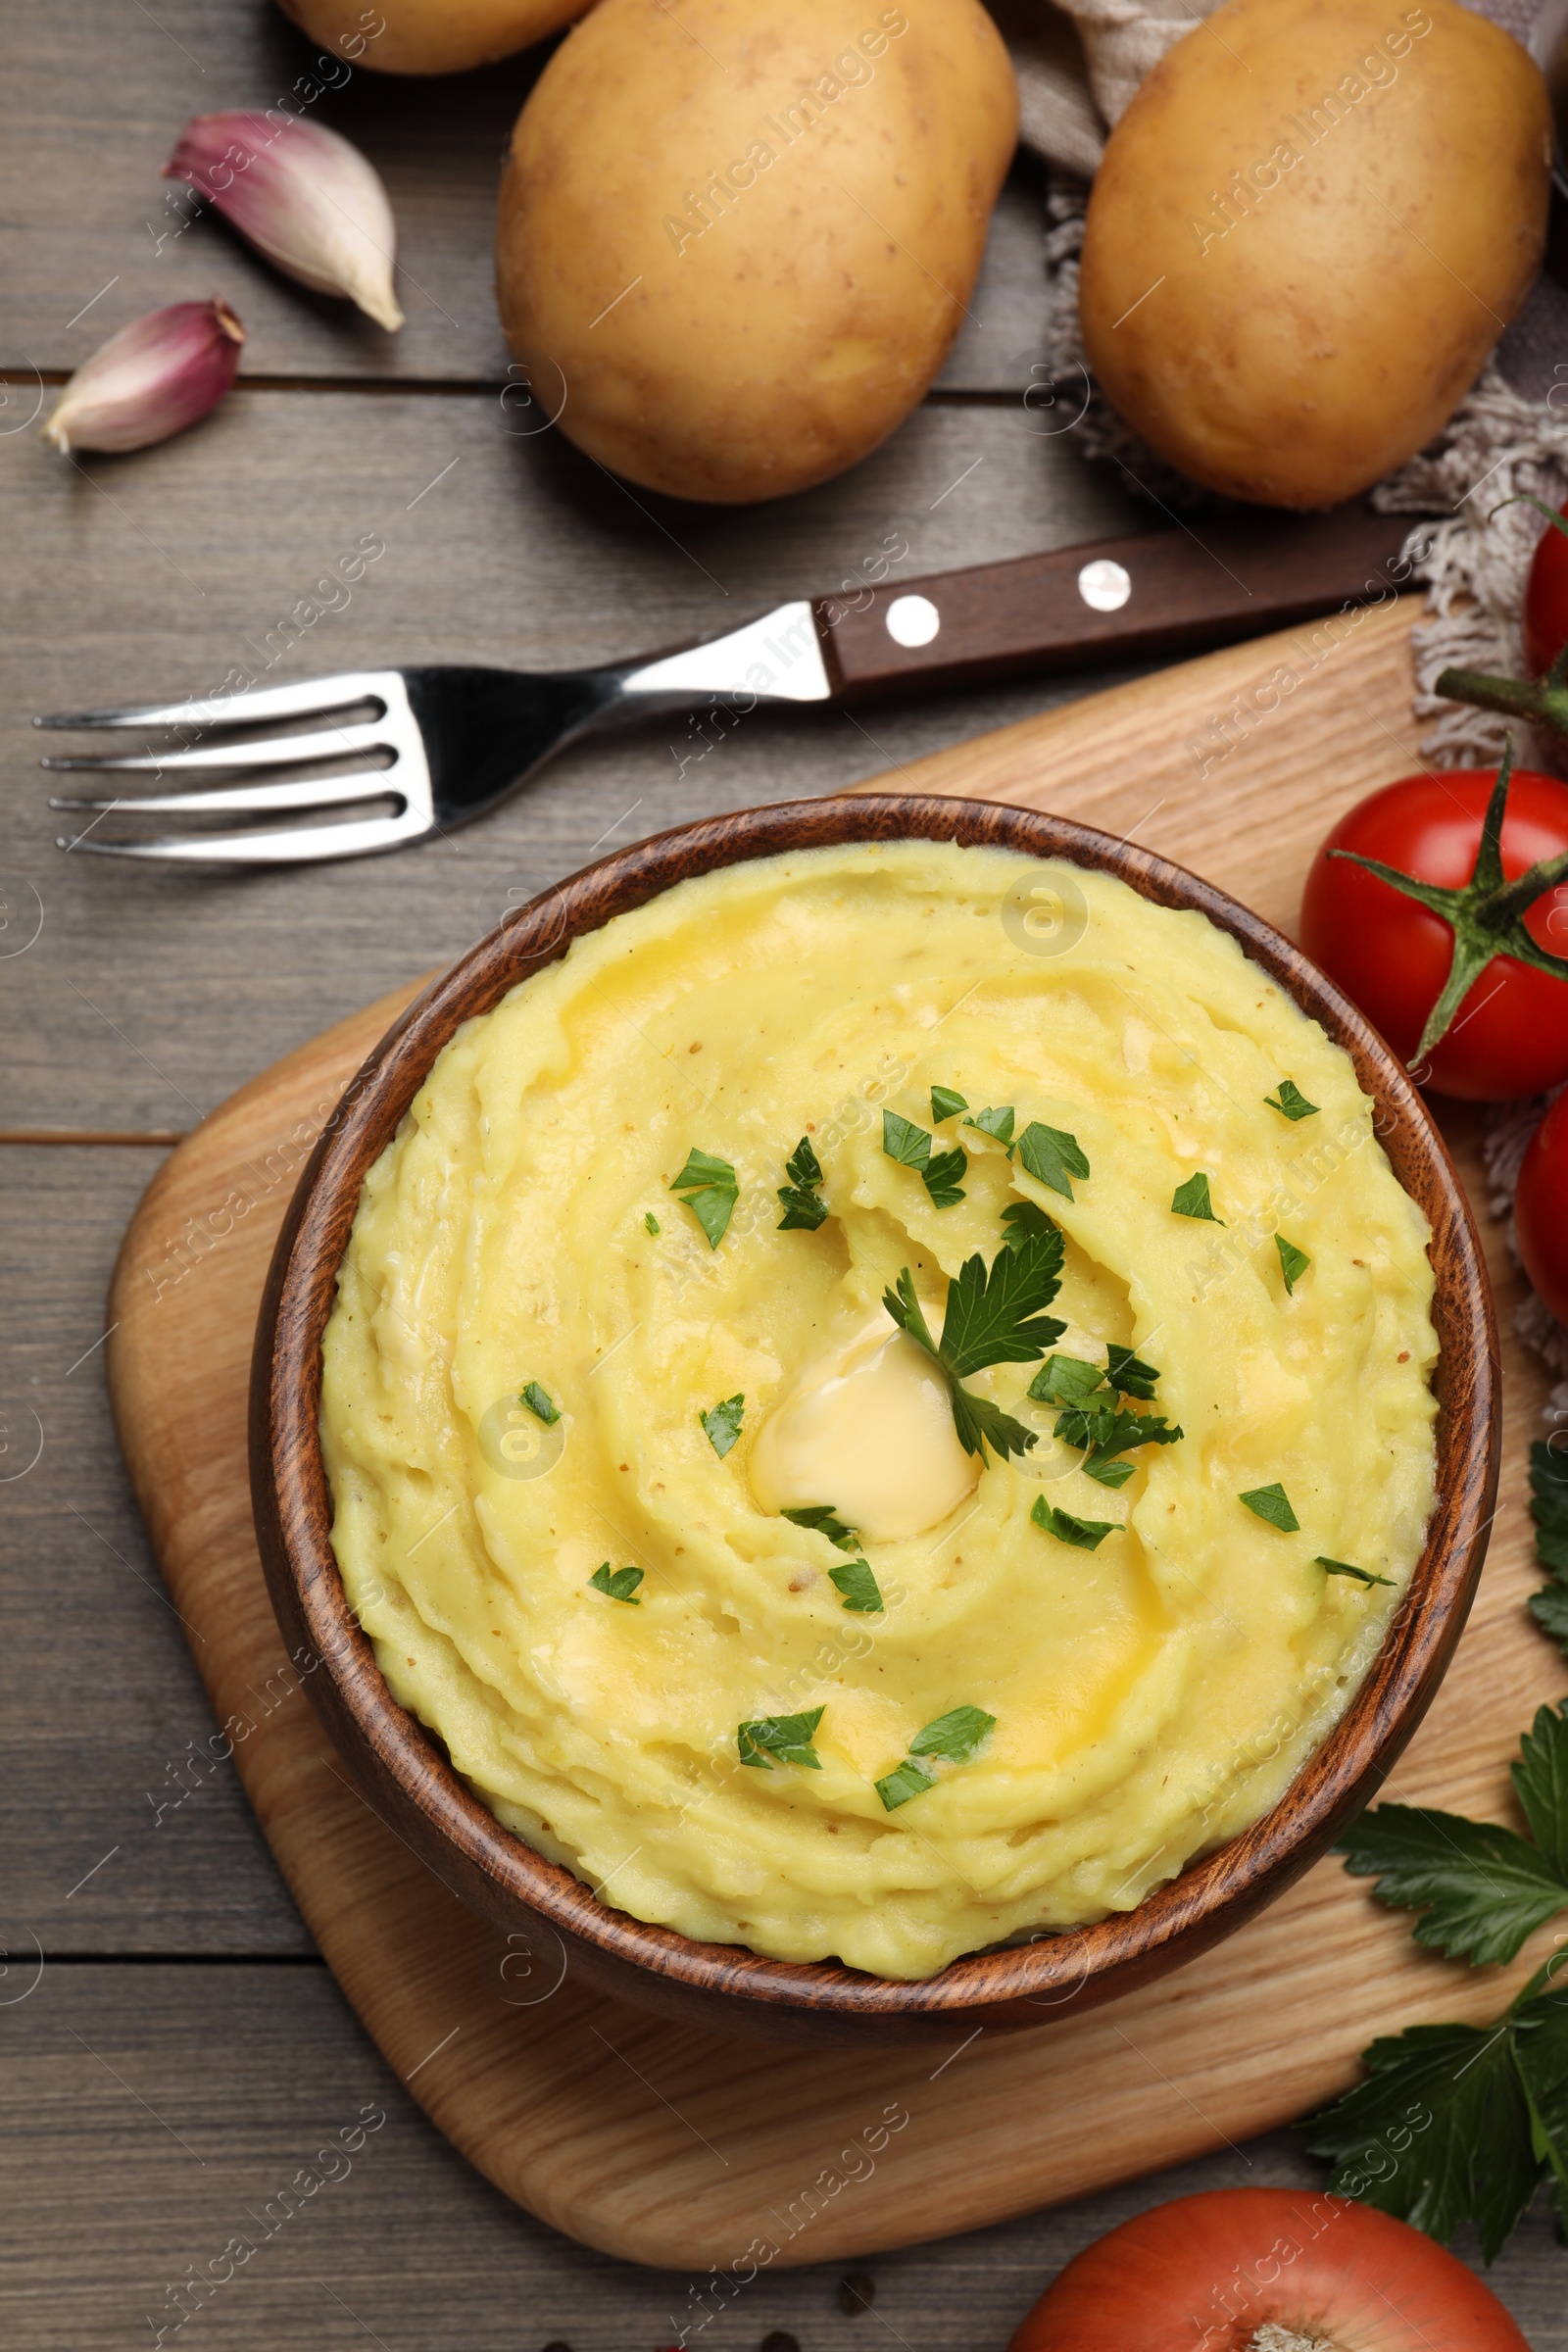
[[34, 671, 391, 733], [40, 721, 389, 776], [57, 811, 428, 864], [49, 769, 401, 818]]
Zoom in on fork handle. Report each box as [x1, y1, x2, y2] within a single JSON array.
[[810, 504, 1426, 703]]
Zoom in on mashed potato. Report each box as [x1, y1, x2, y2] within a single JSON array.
[[319, 840, 1438, 1979]]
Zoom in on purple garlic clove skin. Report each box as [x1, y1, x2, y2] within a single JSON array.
[[165, 113, 405, 332], [42, 298, 246, 456]]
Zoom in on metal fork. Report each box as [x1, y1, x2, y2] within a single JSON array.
[[41, 601, 832, 865]]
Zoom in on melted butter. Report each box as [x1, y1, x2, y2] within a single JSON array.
[[750, 1314, 978, 1541]]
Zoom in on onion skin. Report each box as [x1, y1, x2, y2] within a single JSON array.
[[1007, 2189, 1530, 2352]]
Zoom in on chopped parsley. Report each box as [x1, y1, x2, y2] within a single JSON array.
[[1239, 1481, 1299, 1532], [1317, 1555, 1395, 1588], [1000, 1200, 1058, 1252], [1028, 1352, 1106, 1407], [964, 1104, 1016, 1150], [781, 1502, 859, 1550], [1265, 1079, 1319, 1121], [518, 1381, 560, 1426], [669, 1147, 738, 1249], [1105, 1343, 1160, 1400], [588, 1562, 643, 1604], [1172, 1172, 1222, 1222], [1016, 1120, 1090, 1202], [930, 1085, 968, 1122], [876, 1704, 996, 1810], [700, 1394, 745, 1458], [1054, 1402, 1183, 1488], [1027, 1345, 1177, 1485], [828, 1558, 884, 1613], [1276, 1235, 1310, 1294], [1031, 1495, 1117, 1550], [777, 1135, 828, 1232], [737, 1705, 823, 1771], [881, 1109, 968, 1208], [883, 1231, 1066, 1463], [644, 1211, 661, 1236]]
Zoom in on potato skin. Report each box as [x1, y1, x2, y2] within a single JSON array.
[[495, 0, 1017, 504], [275, 0, 591, 76], [1079, 0, 1550, 509]]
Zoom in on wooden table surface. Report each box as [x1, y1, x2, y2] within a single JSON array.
[[2, 5, 1563, 2344]]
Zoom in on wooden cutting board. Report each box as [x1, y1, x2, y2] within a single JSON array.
[[107, 595, 1566, 2274]]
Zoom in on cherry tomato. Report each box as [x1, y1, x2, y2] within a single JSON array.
[[1515, 1089, 1568, 1325], [1299, 766, 1568, 1100], [1007, 2188, 1529, 2352], [1523, 501, 1568, 677]]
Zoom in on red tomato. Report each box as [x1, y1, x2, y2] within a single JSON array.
[[1523, 502, 1568, 677], [1007, 2188, 1528, 2352], [1515, 1088, 1568, 1326], [1299, 767, 1568, 1100]]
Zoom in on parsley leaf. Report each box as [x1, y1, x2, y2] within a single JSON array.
[[1239, 1481, 1299, 1532], [1336, 1802, 1568, 1966], [1529, 1440, 1568, 1659], [670, 1147, 738, 1249], [828, 1558, 884, 1613], [1000, 1200, 1058, 1252], [1276, 1235, 1310, 1294], [1513, 1977, 1568, 2234], [519, 1381, 560, 1426], [738, 1706, 823, 1771], [1106, 1343, 1160, 1400], [1028, 1352, 1106, 1406], [1317, 1555, 1395, 1588], [1054, 1403, 1183, 1488], [875, 1757, 936, 1809], [644, 1211, 661, 1236], [1514, 1701, 1568, 1883], [777, 1135, 829, 1231], [1303, 2012, 1542, 2263], [1017, 1120, 1091, 1202], [1265, 1078, 1320, 1121], [882, 1110, 932, 1168], [922, 1146, 968, 1209], [964, 1105, 1016, 1150], [700, 1394, 745, 1457], [780, 1502, 860, 1552], [876, 1705, 995, 1808], [910, 1704, 995, 1761], [1172, 1172, 1223, 1222], [588, 1563, 643, 1605], [884, 1235, 1066, 1463], [1031, 1495, 1117, 1550], [930, 1085, 968, 1121]]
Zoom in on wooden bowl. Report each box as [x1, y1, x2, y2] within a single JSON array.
[[252, 795, 1498, 2047]]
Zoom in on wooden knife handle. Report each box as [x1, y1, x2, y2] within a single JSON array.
[[811, 505, 1426, 703]]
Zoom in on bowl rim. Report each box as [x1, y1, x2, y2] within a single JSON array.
[[251, 792, 1498, 2023]]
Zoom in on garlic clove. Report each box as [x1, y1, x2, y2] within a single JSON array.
[[165, 113, 405, 333], [42, 298, 245, 456]]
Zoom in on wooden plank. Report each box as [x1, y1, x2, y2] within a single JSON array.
[[104, 605, 1568, 2270], [3, 1964, 1557, 2347], [0, 1146, 313, 1952], [1, 0, 1049, 390], [0, 389, 1147, 1134]]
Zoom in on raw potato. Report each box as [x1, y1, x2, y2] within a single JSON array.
[[275, 0, 591, 75], [495, 0, 1017, 504], [1079, 0, 1550, 509]]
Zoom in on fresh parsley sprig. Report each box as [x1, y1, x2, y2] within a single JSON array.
[[777, 1136, 828, 1232], [1027, 1345, 1180, 1487], [738, 1707, 823, 1771], [1000, 1200, 1058, 1253], [875, 1704, 996, 1810], [670, 1148, 738, 1248], [1529, 1439, 1568, 1655], [883, 1232, 1066, 1464]]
